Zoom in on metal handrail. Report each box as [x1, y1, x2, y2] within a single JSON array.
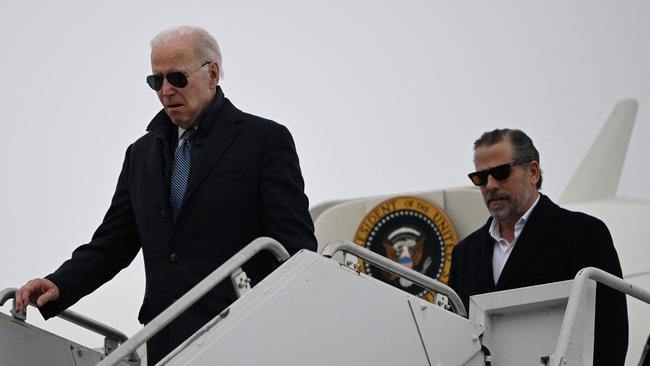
[[550, 267, 650, 366], [96, 236, 290, 366], [0, 287, 139, 362], [0, 288, 17, 306], [320, 239, 467, 317], [62, 311, 130, 344]]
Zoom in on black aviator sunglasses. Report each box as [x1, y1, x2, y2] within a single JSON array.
[[146, 61, 211, 91], [467, 161, 530, 186]]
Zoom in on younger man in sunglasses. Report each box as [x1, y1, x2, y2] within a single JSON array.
[[15, 26, 317, 365], [448, 129, 627, 365]]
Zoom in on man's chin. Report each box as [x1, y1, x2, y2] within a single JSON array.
[[169, 116, 192, 129], [487, 201, 506, 213], [489, 207, 513, 222]]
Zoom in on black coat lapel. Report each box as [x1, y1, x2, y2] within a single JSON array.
[[145, 122, 173, 210], [477, 219, 498, 290], [183, 99, 242, 205], [495, 194, 560, 289]]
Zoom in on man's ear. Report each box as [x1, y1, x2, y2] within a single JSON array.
[[209, 62, 220, 88], [529, 160, 541, 186]]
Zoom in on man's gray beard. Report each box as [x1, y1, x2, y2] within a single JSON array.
[[490, 205, 516, 223], [489, 189, 531, 224]]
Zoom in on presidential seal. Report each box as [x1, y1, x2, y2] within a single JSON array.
[[353, 196, 458, 302]]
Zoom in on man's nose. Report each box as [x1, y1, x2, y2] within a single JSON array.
[[484, 174, 500, 190], [161, 79, 176, 97]]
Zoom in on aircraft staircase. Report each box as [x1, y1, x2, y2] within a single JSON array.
[[2, 237, 650, 366]]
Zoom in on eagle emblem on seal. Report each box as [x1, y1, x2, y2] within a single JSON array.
[[353, 196, 458, 301]]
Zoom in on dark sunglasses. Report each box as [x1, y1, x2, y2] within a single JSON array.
[[146, 61, 211, 91], [467, 161, 529, 186]]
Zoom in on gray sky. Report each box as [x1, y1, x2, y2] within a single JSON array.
[[1, 0, 648, 349]]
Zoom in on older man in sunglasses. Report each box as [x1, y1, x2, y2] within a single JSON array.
[[15, 26, 317, 365], [448, 128, 628, 366]]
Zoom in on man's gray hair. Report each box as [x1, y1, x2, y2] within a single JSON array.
[[151, 25, 224, 79], [474, 128, 543, 189]]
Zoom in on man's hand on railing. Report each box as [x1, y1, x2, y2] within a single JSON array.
[[15, 278, 59, 312]]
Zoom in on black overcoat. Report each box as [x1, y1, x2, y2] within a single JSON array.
[[41, 88, 317, 364]]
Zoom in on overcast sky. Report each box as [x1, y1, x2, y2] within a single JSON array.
[[1, 0, 648, 350]]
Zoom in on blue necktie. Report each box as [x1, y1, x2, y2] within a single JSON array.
[[170, 129, 195, 222]]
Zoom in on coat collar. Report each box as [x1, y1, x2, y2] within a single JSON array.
[[144, 87, 243, 217], [182, 97, 242, 207], [146, 86, 226, 139]]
